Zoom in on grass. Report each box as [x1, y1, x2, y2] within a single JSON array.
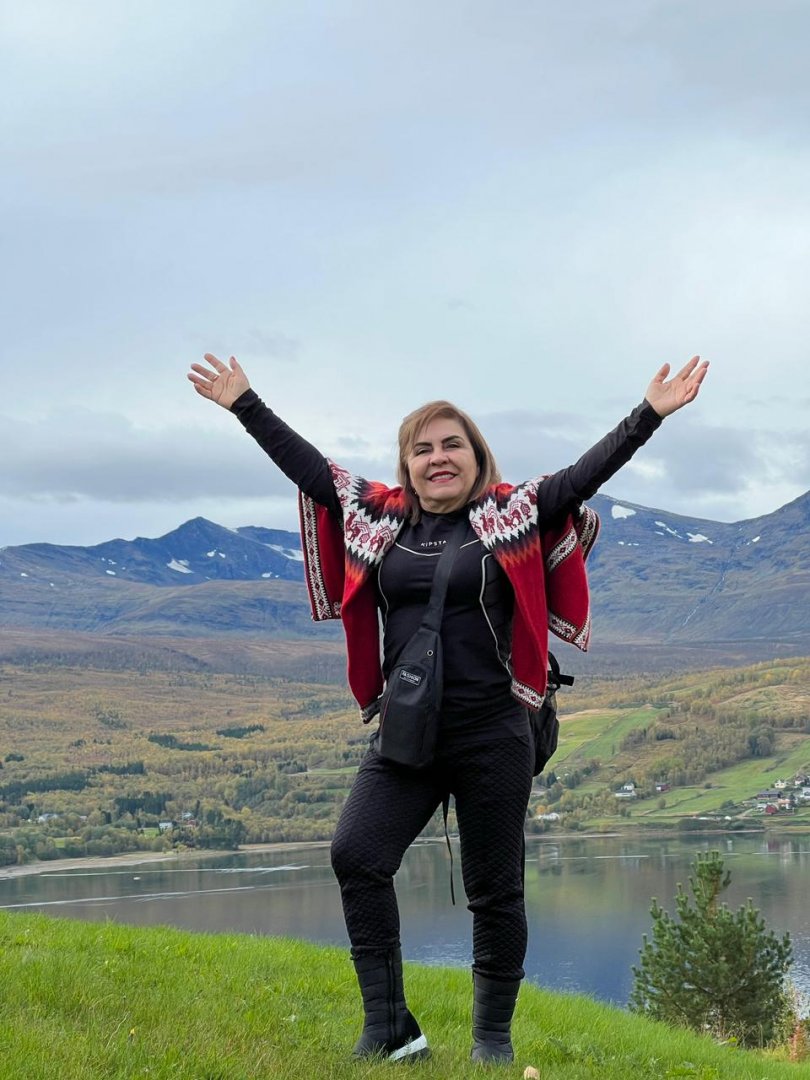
[[1, 912, 808, 1079], [554, 707, 665, 766], [627, 743, 810, 824]]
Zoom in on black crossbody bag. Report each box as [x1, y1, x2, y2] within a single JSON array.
[[374, 519, 468, 769]]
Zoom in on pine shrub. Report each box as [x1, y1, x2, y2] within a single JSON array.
[[630, 850, 793, 1047]]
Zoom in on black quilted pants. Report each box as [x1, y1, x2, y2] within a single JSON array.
[[331, 733, 534, 981]]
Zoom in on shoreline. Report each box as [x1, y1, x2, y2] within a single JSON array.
[[0, 840, 333, 881], [3, 825, 809, 883]]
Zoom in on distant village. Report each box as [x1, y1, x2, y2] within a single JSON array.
[[534, 772, 810, 827], [611, 773, 810, 817]]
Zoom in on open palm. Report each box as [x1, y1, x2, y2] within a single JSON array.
[[187, 354, 250, 410], [645, 356, 709, 418]]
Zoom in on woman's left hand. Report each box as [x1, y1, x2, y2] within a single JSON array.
[[645, 355, 709, 418]]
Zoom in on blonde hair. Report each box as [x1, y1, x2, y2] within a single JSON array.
[[396, 400, 501, 522]]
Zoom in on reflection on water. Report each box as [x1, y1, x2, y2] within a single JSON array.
[[1, 834, 808, 1007]]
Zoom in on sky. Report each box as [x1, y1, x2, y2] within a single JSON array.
[[3, 0, 810, 548]]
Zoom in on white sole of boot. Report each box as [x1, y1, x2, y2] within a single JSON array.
[[388, 1034, 430, 1061]]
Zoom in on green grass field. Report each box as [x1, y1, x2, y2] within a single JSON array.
[[1, 912, 808, 1079], [555, 707, 666, 766], [622, 742, 810, 824]]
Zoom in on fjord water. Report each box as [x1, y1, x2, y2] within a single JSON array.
[[2, 833, 808, 1006]]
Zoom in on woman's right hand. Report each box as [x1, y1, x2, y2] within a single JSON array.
[[187, 353, 250, 410]]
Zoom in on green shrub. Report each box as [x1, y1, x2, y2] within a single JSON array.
[[630, 851, 793, 1047]]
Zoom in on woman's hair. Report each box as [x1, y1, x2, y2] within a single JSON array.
[[396, 400, 501, 521]]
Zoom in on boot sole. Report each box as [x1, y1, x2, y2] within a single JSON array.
[[389, 1035, 430, 1062], [471, 1039, 514, 1064]]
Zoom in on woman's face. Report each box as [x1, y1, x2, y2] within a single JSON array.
[[407, 416, 478, 514]]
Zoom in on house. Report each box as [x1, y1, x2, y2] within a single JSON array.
[[615, 782, 637, 799], [773, 779, 788, 790], [655, 782, 670, 793], [158, 821, 174, 832]]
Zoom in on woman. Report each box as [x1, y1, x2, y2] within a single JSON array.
[[188, 353, 708, 1063]]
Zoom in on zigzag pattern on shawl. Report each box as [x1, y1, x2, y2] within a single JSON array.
[[545, 526, 578, 572], [573, 504, 599, 560], [298, 492, 336, 620], [511, 678, 546, 712], [544, 505, 597, 572], [546, 503, 597, 649], [468, 478, 540, 559], [549, 610, 592, 650], [328, 461, 406, 571]]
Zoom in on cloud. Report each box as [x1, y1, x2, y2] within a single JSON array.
[[0, 407, 398, 507], [0, 493, 303, 549], [470, 406, 809, 519], [5, 1, 810, 545], [10, 0, 810, 205], [244, 329, 301, 363], [0, 411, 297, 502], [475, 408, 592, 482], [641, 419, 766, 496]]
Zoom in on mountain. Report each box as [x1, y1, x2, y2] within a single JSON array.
[[1, 492, 809, 648], [0, 517, 304, 588], [0, 518, 317, 639], [587, 488, 810, 644]]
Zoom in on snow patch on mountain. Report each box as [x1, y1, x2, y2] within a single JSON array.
[[655, 520, 682, 538], [611, 504, 637, 520], [269, 544, 304, 561], [167, 559, 194, 574]]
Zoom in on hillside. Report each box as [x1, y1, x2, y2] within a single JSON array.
[[536, 660, 810, 832], [1, 656, 808, 866], [2, 914, 804, 1079]]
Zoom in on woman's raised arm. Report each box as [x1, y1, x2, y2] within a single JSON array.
[[187, 353, 339, 513], [535, 356, 710, 522]]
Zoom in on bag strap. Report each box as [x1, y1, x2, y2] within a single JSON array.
[[547, 649, 575, 689], [419, 517, 469, 634]]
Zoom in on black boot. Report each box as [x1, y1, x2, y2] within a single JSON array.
[[351, 948, 430, 1061], [471, 973, 520, 1064]]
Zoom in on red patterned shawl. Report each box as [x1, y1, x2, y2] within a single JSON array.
[[298, 462, 599, 719]]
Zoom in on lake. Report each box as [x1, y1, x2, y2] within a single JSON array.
[[2, 832, 808, 1008]]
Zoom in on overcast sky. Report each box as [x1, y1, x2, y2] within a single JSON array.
[[3, 0, 809, 548]]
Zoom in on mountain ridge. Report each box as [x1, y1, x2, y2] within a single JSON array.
[[1, 490, 808, 648]]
